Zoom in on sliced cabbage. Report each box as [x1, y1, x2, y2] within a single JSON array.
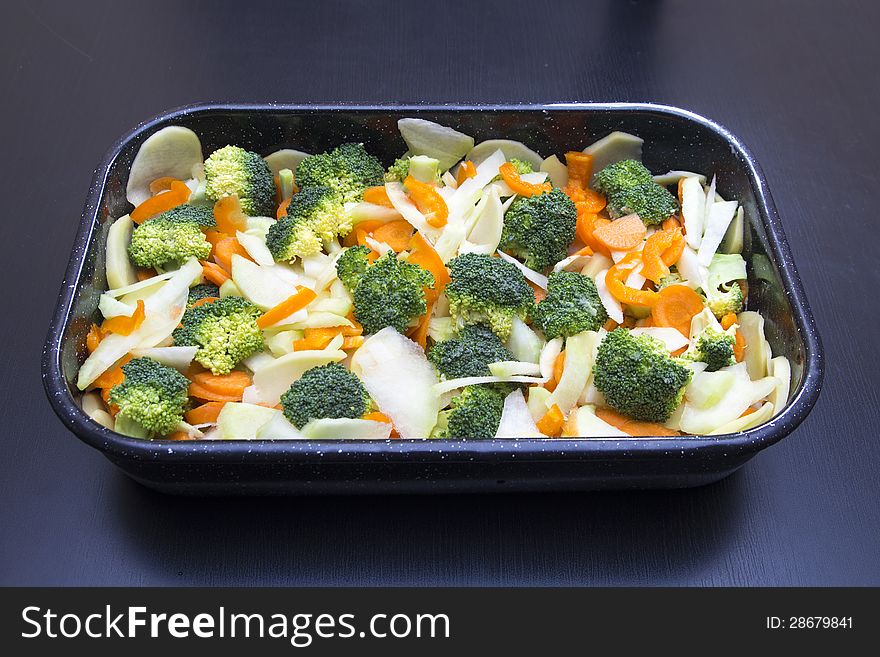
[[737, 311, 772, 380], [540, 155, 569, 188], [105, 214, 137, 289], [235, 231, 274, 266], [105, 269, 177, 298], [720, 206, 744, 254], [698, 200, 739, 266], [680, 176, 706, 250], [580, 253, 613, 280], [249, 348, 346, 406], [385, 181, 438, 239], [126, 126, 203, 206], [98, 294, 135, 319], [527, 387, 552, 423], [583, 131, 644, 181], [244, 216, 276, 238], [263, 148, 310, 176], [676, 245, 708, 291], [81, 391, 114, 430], [243, 350, 276, 373], [350, 327, 440, 439], [708, 402, 774, 435], [433, 374, 544, 396], [311, 296, 352, 317], [230, 255, 299, 310], [467, 139, 543, 169], [566, 405, 629, 438], [496, 250, 548, 289], [219, 279, 242, 298], [397, 118, 474, 171], [595, 269, 623, 324], [286, 312, 351, 330], [347, 201, 403, 226], [506, 316, 543, 363], [488, 361, 541, 377], [547, 330, 597, 415], [460, 185, 503, 255], [301, 418, 393, 440], [680, 363, 779, 435], [217, 402, 277, 440], [652, 171, 707, 186], [76, 258, 201, 389], [768, 356, 791, 416], [495, 390, 545, 438], [538, 337, 564, 381], [707, 253, 747, 292], [553, 253, 593, 273], [629, 327, 689, 352], [130, 346, 198, 370], [256, 411, 305, 439], [264, 330, 302, 357]]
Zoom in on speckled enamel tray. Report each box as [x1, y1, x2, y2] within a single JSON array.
[[42, 104, 824, 494]]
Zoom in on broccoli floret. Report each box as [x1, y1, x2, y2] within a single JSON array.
[[266, 186, 349, 261], [204, 145, 276, 216], [349, 251, 434, 335], [280, 362, 371, 429], [445, 253, 533, 341], [705, 281, 745, 319], [593, 159, 678, 225], [428, 324, 514, 379], [592, 328, 693, 422], [187, 283, 220, 307], [533, 270, 607, 339], [432, 385, 505, 439], [499, 188, 578, 272], [108, 357, 190, 437], [690, 327, 736, 372], [296, 143, 384, 203], [127, 212, 212, 269], [384, 156, 411, 182], [658, 272, 685, 289], [172, 296, 264, 375], [335, 245, 371, 292], [158, 204, 216, 227]]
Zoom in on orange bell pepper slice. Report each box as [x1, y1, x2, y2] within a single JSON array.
[[498, 162, 551, 197], [101, 300, 146, 336], [404, 175, 448, 227], [362, 186, 394, 207], [605, 253, 659, 307], [455, 160, 477, 186], [640, 226, 685, 283], [130, 180, 190, 224], [213, 195, 248, 235]]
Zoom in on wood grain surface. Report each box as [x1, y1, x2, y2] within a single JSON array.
[[1, 0, 877, 585]]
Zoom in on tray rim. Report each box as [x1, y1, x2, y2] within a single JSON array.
[[41, 102, 824, 465]]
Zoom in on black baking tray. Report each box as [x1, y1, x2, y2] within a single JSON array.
[[42, 103, 824, 494]]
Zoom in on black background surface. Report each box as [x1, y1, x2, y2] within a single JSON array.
[[1, 0, 877, 586]]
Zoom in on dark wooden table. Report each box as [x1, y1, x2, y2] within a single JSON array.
[[1, 0, 877, 586]]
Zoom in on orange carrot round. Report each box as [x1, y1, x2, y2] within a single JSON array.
[[184, 401, 227, 425], [592, 214, 646, 251], [595, 407, 679, 436], [651, 284, 705, 336], [404, 175, 448, 227], [498, 162, 551, 197], [189, 370, 251, 399], [371, 220, 414, 252], [131, 180, 190, 224]]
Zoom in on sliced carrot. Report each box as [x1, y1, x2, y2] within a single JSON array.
[[130, 180, 190, 224], [670, 345, 688, 357], [721, 312, 738, 330], [536, 404, 565, 437], [304, 327, 342, 347], [410, 300, 434, 349], [276, 197, 291, 219], [592, 214, 646, 251], [641, 227, 684, 283], [455, 160, 477, 186], [184, 401, 226, 425], [404, 175, 448, 227], [595, 407, 679, 437], [340, 319, 363, 337], [201, 260, 230, 286], [371, 220, 414, 252], [213, 195, 248, 235], [256, 287, 318, 329], [86, 323, 104, 353], [662, 216, 681, 231], [528, 280, 546, 303], [733, 329, 746, 362], [102, 300, 146, 336], [341, 335, 365, 350], [564, 151, 593, 188], [605, 253, 659, 307], [189, 370, 251, 400], [498, 162, 551, 197], [213, 236, 252, 273], [575, 212, 611, 257], [362, 185, 394, 207], [190, 296, 220, 308], [92, 354, 132, 390], [652, 284, 705, 337], [407, 230, 450, 296], [661, 228, 686, 266], [136, 268, 155, 281], [364, 411, 392, 423], [203, 229, 225, 249], [187, 382, 243, 403], [576, 245, 594, 256]]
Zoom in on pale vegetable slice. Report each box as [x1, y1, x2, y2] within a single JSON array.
[[98, 294, 135, 319], [568, 405, 629, 438], [256, 411, 306, 439], [680, 363, 779, 435], [126, 126, 203, 206], [250, 348, 347, 406], [346, 201, 403, 226], [350, 327, 440, 439], [685, 370, 737, 409], [720, 206, 744, 254], [448, 149, 507, 218], [688, 308, 724, 345], [82, 391, 114, 429], [629, 327, 689, 352], [301, 418, 393, 440], [105, 269, 177, 298], [114, 414, 151, 438], [495, 390, 545, 438], [583, 131, 644, 180], [488, 361, 542, 377], [264, 330, 302, 357], [708, 402, 775, 435], [105, 214, 137, 289], [768, 356, 791, 416], [698, 200, 739, 266], [652, 171, 707, 186], [467, 139, 543, 170], [263, 148, 310, 176], [243, 351, 277, 373], [540, 155, 569, 188], [680, 176, 706, 250], [441, 171, 458, 188], [244, 216, 277, 237], [235, 231, 274, 266], [365, 236, 393, 255], [219, 279, 242, 298], [217, 402, 277, 440], [527, 387, 552, 423], [675, 245, 708, 290], [595, 269, 623, 324], [230, 255, 298, 310], [130, 346, 198, 370], [311, 296, 352, 317], [553, 253, 593, 273], [460, 185, 503, 255], [506, 316, 543, 363], [547, 331, 596, 414], [539, 337, 564, 381], [580, 253, 613, 280], [385, 182, 438, 239], [496, 250, 548, 289], [398, 118, 474, 171], [433, 375, 544, 396], [738, 311, 772, 380], [287, 312, 351, 330]]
